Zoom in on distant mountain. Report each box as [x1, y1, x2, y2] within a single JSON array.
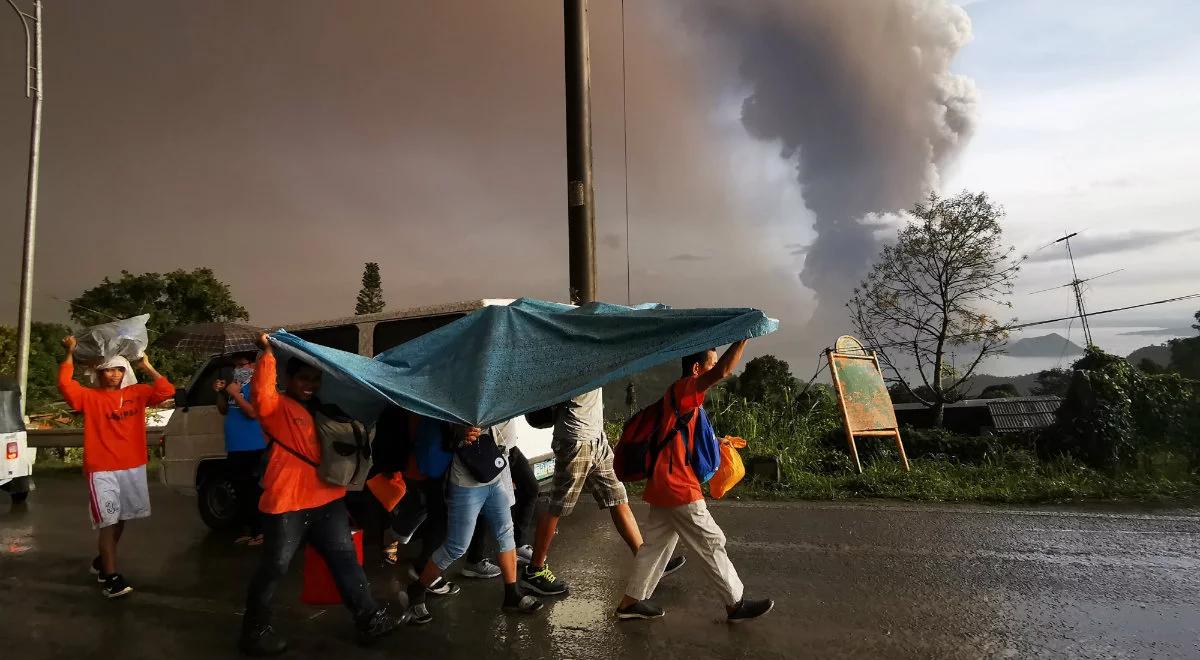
[[962, 340, 1180, 397], [1127, 343, 1172, 368], [1004, 333, 1085, 358]]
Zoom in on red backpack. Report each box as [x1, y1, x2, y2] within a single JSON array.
[[614, 388, 692, 482]]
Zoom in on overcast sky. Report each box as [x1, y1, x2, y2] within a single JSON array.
[[1, 1, 1197, 372]]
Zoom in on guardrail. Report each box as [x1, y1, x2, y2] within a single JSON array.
[[25, 427, 165, 448]]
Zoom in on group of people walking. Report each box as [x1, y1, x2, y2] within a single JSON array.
[[58, 329, 773, 656]]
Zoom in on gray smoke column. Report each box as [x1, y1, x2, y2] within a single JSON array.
[[700, 0, 978, 339]]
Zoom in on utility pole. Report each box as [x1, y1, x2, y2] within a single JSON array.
[[6, 0, 43, 416], [1055, 233, 1094, 348], [564, 0, 596, 304], [1033, 232, 1123, 350]]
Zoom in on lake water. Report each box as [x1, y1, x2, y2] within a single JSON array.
[[968, 326, 1185, 377]]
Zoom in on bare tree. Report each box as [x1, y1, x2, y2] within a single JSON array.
[[848, 191, 1020, 426]]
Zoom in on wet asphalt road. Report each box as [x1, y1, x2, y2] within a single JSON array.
[[3, 474, 1200, 660]]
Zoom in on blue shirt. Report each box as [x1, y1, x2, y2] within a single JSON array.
[[224, 383, 266, 452]]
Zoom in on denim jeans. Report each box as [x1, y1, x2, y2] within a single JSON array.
[[244, 498, 378, 628], [431, 478, 516, 571]]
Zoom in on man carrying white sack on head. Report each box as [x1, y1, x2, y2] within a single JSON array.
[[58, 336, 175, 599]]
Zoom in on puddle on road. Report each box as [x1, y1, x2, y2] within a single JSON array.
[[548, 597, 608, 631], [1, 527, 35, 555]]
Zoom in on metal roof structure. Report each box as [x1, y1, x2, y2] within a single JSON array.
[[985, 396, 1064, 432], [892, 395, 1064, 434]]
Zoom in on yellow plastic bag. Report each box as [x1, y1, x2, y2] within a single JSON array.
[[710, 436, 747, 499]]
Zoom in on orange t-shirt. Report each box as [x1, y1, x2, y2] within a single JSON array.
[[643, 376, 708, 509], [252, 351, 346, 515], [58, 362, 175, 474]]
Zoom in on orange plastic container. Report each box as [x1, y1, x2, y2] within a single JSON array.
[[301, 528, 364, 605]]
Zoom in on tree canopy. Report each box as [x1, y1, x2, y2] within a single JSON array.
[[0, 322, 74, 413], [979, 383, 1020, 399], [1168, 310, 1200, 379], [356, 262, 386, 315], [67, 268, 249, 386], [848, 191, 1020, 425], [725, 355, 799, 406], [1032, 368, 1072, 397]]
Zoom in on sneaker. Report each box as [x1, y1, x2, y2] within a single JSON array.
[[461, 559, 502, 579], [101, 573, 133, 599], [521, 564, 569, 597], [426, 577, 461, 596], [408, 602, 433, 625], [515, 545, 534, 565], [356, 607, 406, 645], [726, 598, 774, 623], [503, 594, 545, 614], [239, 623, 288, 657], [661, 556, 687, 577], [616, 600, 666, 620], [89, 556, 104, 583]]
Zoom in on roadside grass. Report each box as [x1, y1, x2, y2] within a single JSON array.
[[32, 448, 162, 479], [609, 387, 1200, 505]]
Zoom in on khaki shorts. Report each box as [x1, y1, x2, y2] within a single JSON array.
[[548, 436, 628, 517]]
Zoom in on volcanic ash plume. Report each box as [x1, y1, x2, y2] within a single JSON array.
[[700, 0, 979, 338]]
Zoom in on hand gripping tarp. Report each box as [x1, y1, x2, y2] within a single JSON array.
[[267, 298, 778, 426]]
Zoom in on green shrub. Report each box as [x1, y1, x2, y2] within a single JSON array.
[[1043, 347, 1200, 471]]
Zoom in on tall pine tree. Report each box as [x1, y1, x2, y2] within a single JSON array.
[[355, 262, 386, 315]]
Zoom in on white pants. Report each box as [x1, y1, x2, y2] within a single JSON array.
[[87, 465, 151, 529], [625, 499, 744, 606]]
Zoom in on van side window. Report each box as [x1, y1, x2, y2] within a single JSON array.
[[187, 363, 225, 407], [293, 325, 359, 353], [373, 313, 465, 354]]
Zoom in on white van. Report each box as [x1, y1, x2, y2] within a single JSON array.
[[160, 299, 556, 530], [0, 383, 33, 503]]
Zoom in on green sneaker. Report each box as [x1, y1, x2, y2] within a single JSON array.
[[520, 564, 569, 596]]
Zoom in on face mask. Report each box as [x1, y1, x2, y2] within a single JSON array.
[[233, 366, 254, 386]]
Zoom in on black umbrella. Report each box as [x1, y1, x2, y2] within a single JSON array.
[[154, 322, 263, 355]]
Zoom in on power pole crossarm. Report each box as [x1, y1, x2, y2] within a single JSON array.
[[7, 0, 44, 416]]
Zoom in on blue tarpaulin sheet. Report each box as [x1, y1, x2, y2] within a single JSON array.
[[267, 298, 778, 426]]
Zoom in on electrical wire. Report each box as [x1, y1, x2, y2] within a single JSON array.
[[862, 292, 1200, 352]]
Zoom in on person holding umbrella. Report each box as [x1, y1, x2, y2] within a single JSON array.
[[213, 353, 266, 545]]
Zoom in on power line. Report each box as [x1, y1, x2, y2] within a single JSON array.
[[861, 292, 1200, 352]]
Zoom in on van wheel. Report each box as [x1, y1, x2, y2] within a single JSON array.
[[198, 473, 240, 531], [3, 477, 30, 503]]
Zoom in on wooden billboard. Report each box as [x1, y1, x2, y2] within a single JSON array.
[[827, 336, 909, 473]]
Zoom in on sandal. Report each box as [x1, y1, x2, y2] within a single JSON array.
[[383, 542, 400, 565], [247, 534, 264, 547]]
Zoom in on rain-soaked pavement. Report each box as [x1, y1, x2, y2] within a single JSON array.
[[4, 474, 1200, 659]]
